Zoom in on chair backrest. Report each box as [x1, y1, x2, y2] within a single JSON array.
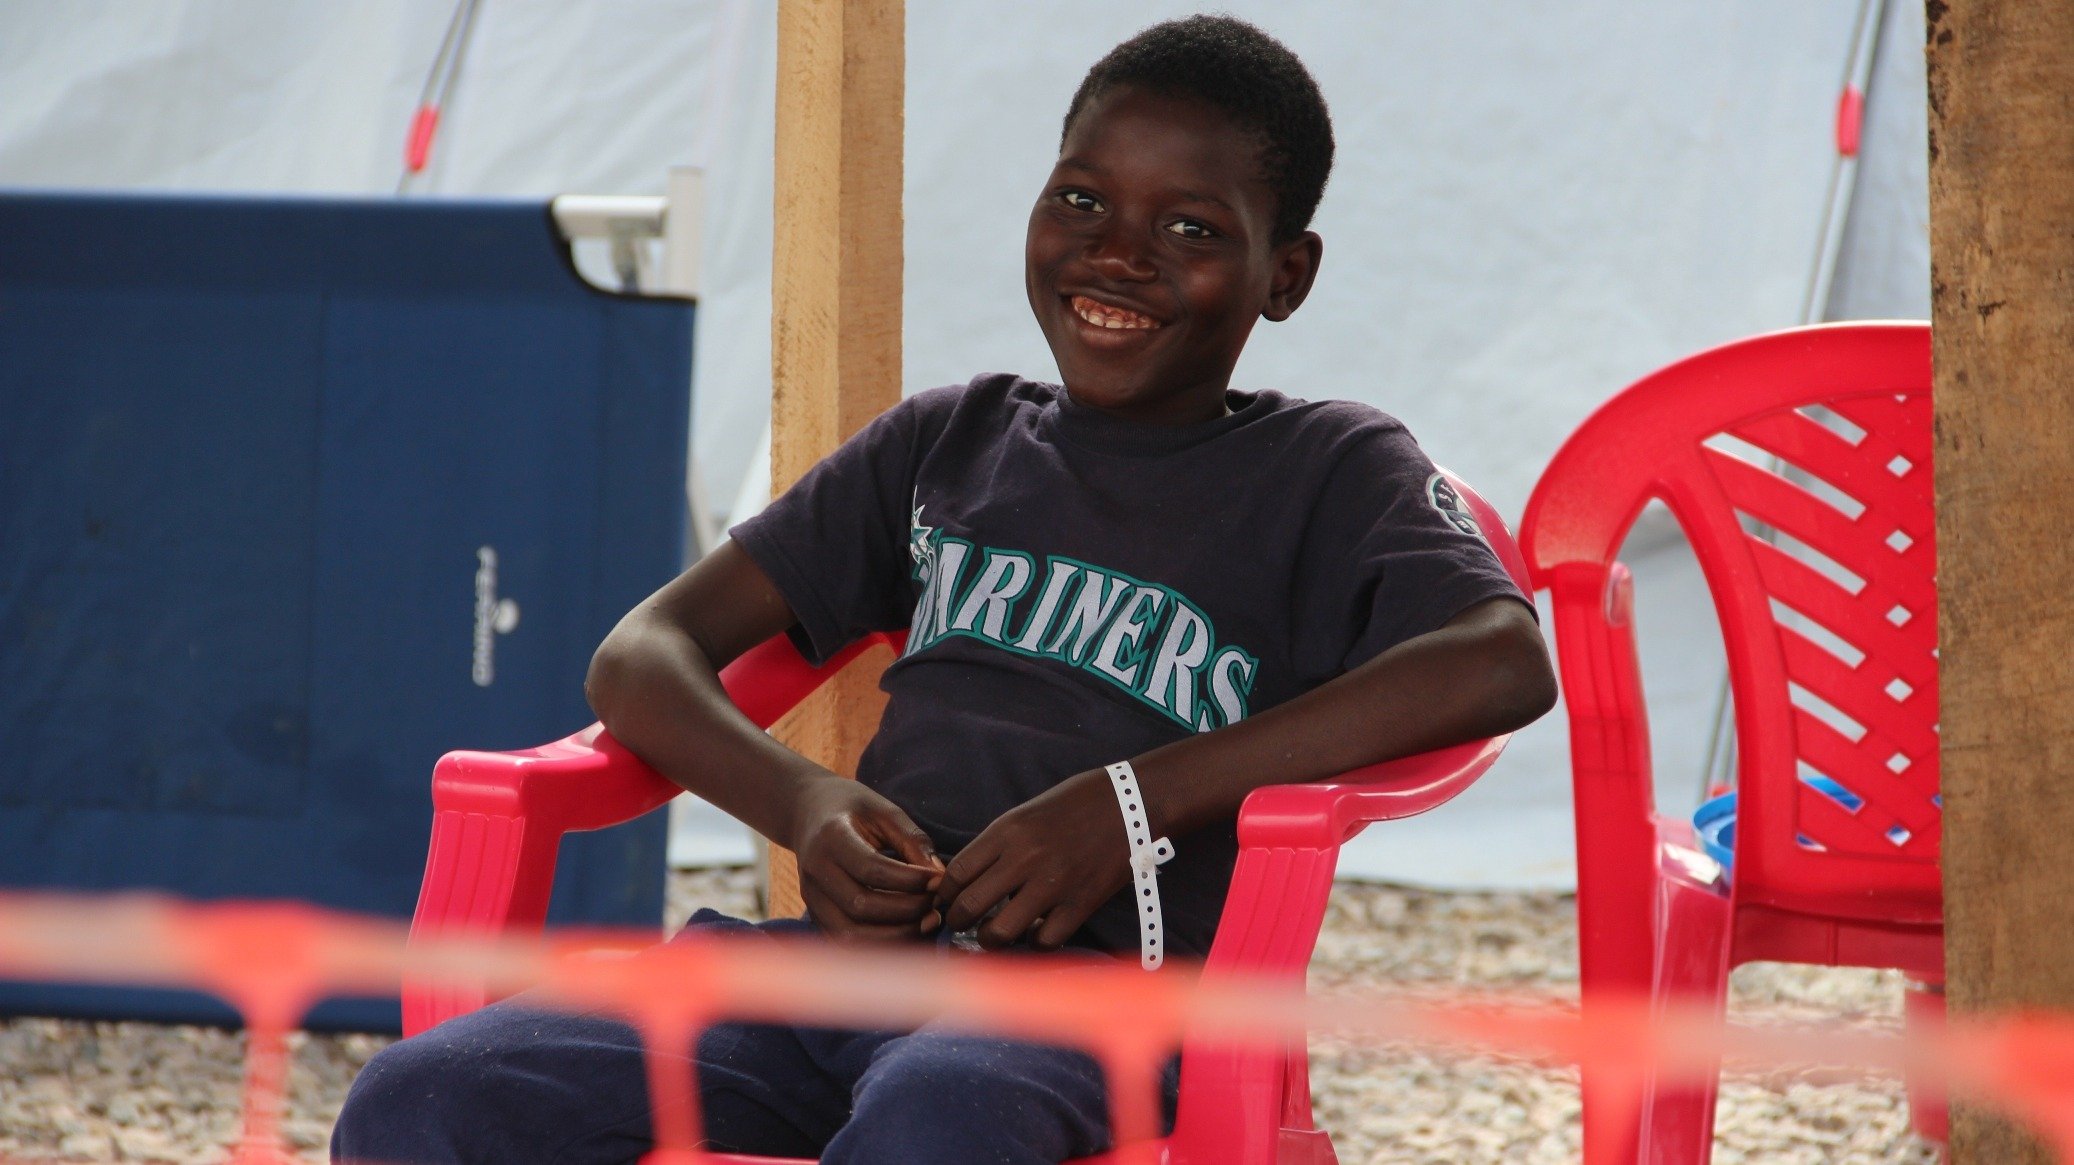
[[1522, 323, 1937, 923]]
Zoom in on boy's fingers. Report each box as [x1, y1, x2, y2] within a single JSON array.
[[977, 887, 1052, 950], [979, 865, 1078, 949], [806, 861, 934, 925], [1031, 899, 1095, 951], [937, 838, 1001, 907], [941, 859, 1020, 932], [847, 850, 938, 894], [874, 815, 942, 872], [932, 840, 994, 912], [832, 826, 938, 893], [804, 897, 929, 943]]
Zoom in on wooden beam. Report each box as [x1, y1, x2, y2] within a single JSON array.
[[764, 0, 905, 919], [1928, 2, 2074, 1160]]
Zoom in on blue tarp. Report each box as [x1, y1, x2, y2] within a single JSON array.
[[0, 192, 692, 1030]]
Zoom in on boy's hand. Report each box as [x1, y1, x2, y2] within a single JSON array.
[[935, 768, 1131, 952], [790, 776, 946, 942]]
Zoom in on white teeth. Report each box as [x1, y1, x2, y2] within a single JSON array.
[[1071, 295, 1157, 330]]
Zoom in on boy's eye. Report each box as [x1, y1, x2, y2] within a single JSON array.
[[1058, 191, 1103, 213], [1164, 219, 1216, 240]]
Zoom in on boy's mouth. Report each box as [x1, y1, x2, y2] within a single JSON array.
[[1068, 294, 1162, 331]]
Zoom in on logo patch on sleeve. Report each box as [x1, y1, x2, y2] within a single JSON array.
[[1425, 472, 1486, 540]]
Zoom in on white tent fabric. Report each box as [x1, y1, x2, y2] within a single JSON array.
[[0, 1, 1929, 887], [1355, 0, 1930, 888], [1826, 0, 1932, 324]]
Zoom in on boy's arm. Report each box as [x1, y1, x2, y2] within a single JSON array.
[[586, 540, 943, 941], [936, 595, 1556, 951]]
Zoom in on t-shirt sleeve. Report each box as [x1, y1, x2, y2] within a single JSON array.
[[1314, 420, 1531, 672], [727, 398, 923, 666]]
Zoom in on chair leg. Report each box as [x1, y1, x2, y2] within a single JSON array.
[[1274, 1044, 1337, 1165], [1904, 977, 1948, 1147], [1637, 869, 1733, 1165]]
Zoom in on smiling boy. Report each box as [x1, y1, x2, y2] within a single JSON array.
[[335, 15, 1555, 1165]]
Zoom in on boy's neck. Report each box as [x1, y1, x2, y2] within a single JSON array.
[[1050, 384, 1258, 457], [1061, 384, 1234, 427]]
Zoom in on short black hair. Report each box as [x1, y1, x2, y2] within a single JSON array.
[[1061, 15, 1334, 244]]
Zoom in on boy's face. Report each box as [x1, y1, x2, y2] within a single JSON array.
[[1026, 85, 1321, 424]]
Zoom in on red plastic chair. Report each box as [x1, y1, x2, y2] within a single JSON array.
[[1519, 322, 1940, 1163], [402, 471, 1530, 1165]]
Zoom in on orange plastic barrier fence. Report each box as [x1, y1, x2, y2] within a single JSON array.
[[1, 893, 2070, 1164]]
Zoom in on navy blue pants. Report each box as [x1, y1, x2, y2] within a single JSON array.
[[332, 911, 1177, 1164]]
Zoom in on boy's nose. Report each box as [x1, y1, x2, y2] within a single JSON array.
[[1084, 222, 1157, 282]]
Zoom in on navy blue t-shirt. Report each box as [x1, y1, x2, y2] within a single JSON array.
[[731, 374, 1523, 958]]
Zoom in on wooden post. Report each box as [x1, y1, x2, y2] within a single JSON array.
[[1927, 2, 2074, 1160], [763, 0, 905, 918]]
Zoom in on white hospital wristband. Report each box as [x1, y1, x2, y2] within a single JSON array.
[[1105, 760, 1175, 970]]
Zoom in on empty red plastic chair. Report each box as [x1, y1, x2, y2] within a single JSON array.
[[403, 471, 1529, 1165], [1519, 323, 1939, 1163]]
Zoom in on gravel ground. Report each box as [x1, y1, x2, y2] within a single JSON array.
[[0, 870, 1939, 1163], [1304, 887, 1938, 1165]]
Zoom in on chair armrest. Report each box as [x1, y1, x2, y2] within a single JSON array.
[[1233, 737, 1510, 852], [403, 629, 905, 1035], [1204, 734, 1510, 982], [428, 725, 679, 831], [404, 727, 675, 1034], [1174, 735, 1510, 1164], [414, 628, 903, 938]]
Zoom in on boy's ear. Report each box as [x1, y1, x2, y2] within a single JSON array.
[[1262, 231, 1323, 323]]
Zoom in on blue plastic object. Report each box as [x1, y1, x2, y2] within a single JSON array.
[[1693, 776, 1904, 879], [0, 192, 693, 1030], [1692, 792, 1739, 874]]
